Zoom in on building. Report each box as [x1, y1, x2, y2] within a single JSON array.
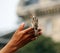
[[17, 0, 60, 42]]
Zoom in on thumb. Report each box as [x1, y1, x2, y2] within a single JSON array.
[[18, 23, 25, 31]]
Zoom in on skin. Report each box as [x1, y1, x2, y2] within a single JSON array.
[[0, 23, 41, 53]]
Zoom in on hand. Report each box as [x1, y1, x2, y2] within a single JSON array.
[[0, 23, 41, 53]]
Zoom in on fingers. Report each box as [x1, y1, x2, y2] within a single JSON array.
[[31, 32, 42, 41], [23, 30, 35, 39], [31, 37, 37, 41], [22, 28, 42, 37], [38, 29, 41, 32], [31, 29, 42, 41], [18, 28, 42, 42], [19, 31, 35, 43], [17, 23, 25, 31], [18, 29, 35, 41], [18, 28, 42, 45], [38, 31, 42, 35], [24, 32, 35, 40], [38, 29, 42, 35], [23, 27, 34, 34], [27, 30, 35, 34]]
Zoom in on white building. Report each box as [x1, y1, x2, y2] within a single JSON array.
[[17, 0, 60, 42]]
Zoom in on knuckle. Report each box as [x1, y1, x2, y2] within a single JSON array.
[[21, 31, 25, 34]]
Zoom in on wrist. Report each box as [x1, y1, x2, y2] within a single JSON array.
[[0, 41, 17, 53]]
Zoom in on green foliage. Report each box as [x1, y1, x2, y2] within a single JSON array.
[[16, 35, 60, 53]]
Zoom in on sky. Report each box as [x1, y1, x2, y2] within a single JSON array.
[[0, 0, 60, 36], [0, 0, 20, 36]]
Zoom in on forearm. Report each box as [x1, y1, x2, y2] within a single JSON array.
[[0, 41, 17, 53], [0, 38, 26, 53]]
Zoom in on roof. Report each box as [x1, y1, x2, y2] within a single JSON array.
[[17, 0, 60, 16]]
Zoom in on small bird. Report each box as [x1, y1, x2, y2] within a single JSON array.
[[31, 16, 38, 36]]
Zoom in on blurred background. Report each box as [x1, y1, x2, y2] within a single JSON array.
[[0, 0, 60, 53]]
